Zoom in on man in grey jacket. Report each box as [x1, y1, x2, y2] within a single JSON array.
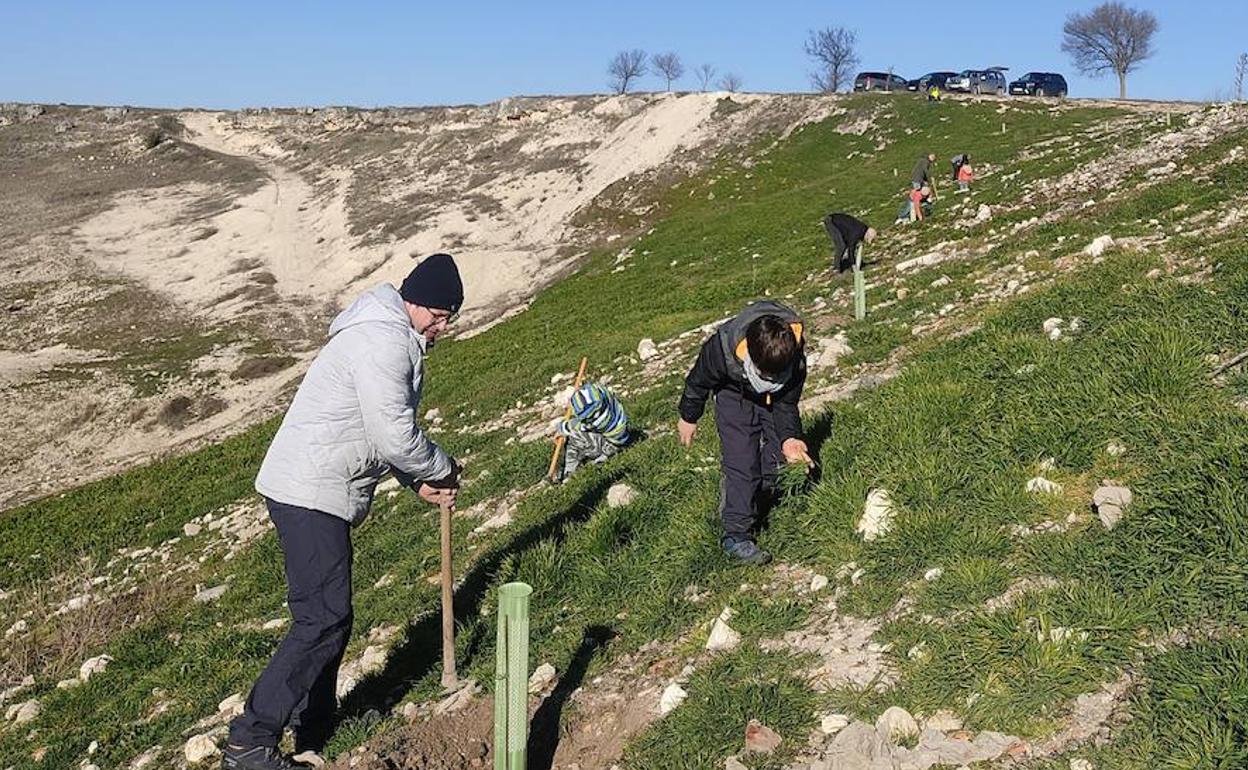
[[224, 254, 464, 770]]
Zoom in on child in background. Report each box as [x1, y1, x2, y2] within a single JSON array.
[[556, 382, 630, 481], [894, 185, 932, 224], [957, 160, 974, 193]]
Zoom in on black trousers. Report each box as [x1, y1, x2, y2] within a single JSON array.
[[228, 499, 353, 750], [822, 216, 851, 273], [714, 389, 783, 540]]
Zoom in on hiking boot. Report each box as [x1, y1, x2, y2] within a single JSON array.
[[221, 745, 308, 770], [721, 536, 772, 566]]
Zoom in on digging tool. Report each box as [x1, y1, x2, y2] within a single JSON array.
[[494, 582, 533, 770], [853, 243, 867, 320], [439, 500, 457, 690], [546, 356, 589, 482]]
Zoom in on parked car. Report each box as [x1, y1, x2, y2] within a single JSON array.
[[945, 67, 1008, 95], [907, 71, 960, 92], [853, 72, 909, 92], [1009, 72, 1068, 97]]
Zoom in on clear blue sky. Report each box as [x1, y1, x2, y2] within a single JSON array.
[[1, 0, 1242, 108]]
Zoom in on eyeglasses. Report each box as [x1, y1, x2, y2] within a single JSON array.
[[431, 309, 458, 324]]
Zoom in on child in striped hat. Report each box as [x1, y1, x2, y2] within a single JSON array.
[[556, 382, 630, 481]]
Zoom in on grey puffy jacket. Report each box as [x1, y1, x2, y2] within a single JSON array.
[[255, 283, 453, 525]]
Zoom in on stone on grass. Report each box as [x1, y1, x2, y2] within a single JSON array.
[[292, 750, 326, 767], [876, 706, 919, 744], [809, 573, 829, 592], [659, 683, 688, 715], [923, 709, 963, 731], [56, 678, 81, 690], [528, 663, 557, 693], [262, 617, 288, 631], [725, 757, 748, 770], [637, 338, 659, 360], [820, 713, 851, 734], [194, 585, 228, 604], [1070, 759, 1095, 770], [1026, 476, 1063, 495], [706, 607, 741, 652], [923, 567, 944, 582], [184, 734, 220, 764], [743, 719, 782, 754], [857, 488, 896, 541], [79, 654, 113, 682], [1106, 440, 1127, 456], [607, 483, 637, 508], [6, 699, 40, 724], [810, 332, 853, 369], [1083, 235, 1115, 258], [218, 693, 245, 716], [182, 522, 202, 537], [975, 204, 992, 223], [1093, 484, 1133, 530]]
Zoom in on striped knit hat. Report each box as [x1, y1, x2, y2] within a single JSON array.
[[559, 383, 630, 446]]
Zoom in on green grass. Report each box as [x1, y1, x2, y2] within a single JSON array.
[[2, 98, 1246, 769]]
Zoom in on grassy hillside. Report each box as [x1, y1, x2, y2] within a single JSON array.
[[2, 95, 1246, 770]]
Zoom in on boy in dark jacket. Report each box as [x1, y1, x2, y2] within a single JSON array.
[[677, 301, 812, 565], [822, 212, 877, 273]]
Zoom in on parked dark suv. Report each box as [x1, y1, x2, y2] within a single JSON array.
[[853, 72, 909, 92], [907, 71, 959, 92], [1009, 72, 1068, 97]]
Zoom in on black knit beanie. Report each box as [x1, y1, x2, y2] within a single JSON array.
[[400, 253, 463, 313]]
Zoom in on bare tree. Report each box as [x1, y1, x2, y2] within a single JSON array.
[[652, 52, 685, 91], [695, 64, 717, 92], [718, 72, 743, 93], [1236, 53, 1248, 102], [607, 49, 648, 94], [804, 26, 860, 93], [1061, 1, 1158, 99]]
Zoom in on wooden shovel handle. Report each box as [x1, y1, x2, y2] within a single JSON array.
[[546, 356, 589, 481], [439, 500, 456, 689]]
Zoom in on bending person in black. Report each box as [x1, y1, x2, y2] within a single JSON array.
[[822, 213, 877, 273]]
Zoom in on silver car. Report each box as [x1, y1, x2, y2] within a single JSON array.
[[945, 67, 1008, 95]]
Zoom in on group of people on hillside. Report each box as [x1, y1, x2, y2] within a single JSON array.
[[891, 152, 975, 225], [222, 148, 977, 769]]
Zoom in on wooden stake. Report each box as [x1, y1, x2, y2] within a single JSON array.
[[440, 500, 457, 690], [546, 356, 589, 482]]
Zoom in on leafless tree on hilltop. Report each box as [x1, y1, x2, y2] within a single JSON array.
[[695, 64, 717, 92], [608, 49, 648, 94], [652, 52, 685, 91], [1235, 53, 1248, 102], [718, 72, 743, 93], [1061, 1, 1157, 99], [804, 26, 860, 93]]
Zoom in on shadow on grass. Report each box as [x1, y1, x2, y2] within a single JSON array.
[[337, 473, 619, 723], [527, 624, 615, 770]]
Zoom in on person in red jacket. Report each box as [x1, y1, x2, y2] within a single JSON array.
[[677, 301, 812, 565]]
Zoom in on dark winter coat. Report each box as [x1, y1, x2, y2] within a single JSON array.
[[678, 301, 807, 441]]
